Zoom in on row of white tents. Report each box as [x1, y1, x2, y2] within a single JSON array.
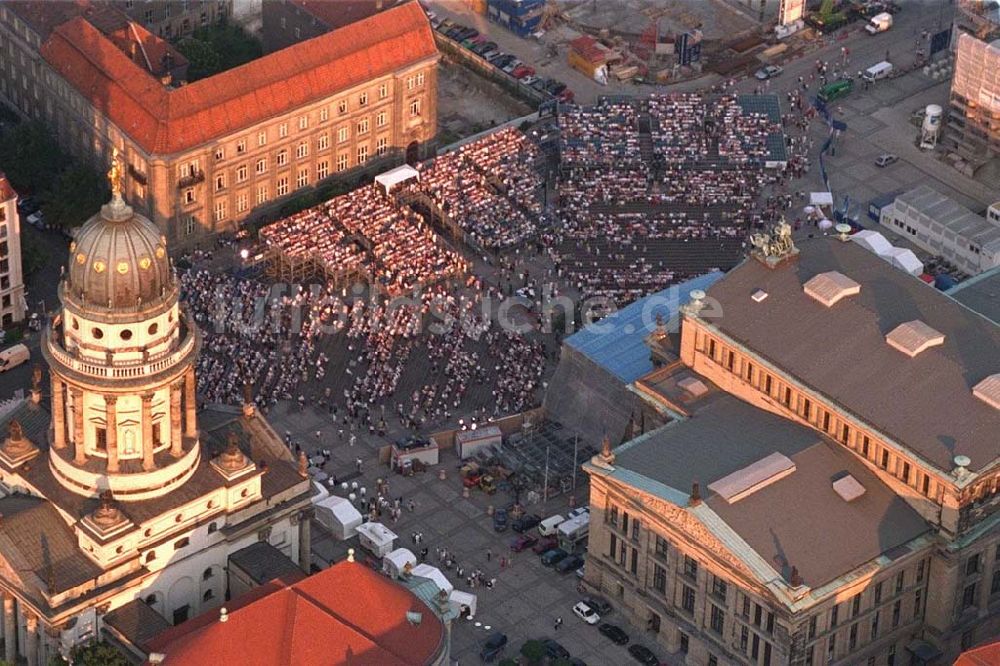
[[851, 229, 924, 276]]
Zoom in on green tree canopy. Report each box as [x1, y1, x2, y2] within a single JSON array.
[[40, 166, 109, 231], [520, 639, 547, 664], [0, 121, 62, 193]]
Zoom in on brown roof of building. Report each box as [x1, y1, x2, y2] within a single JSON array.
[[0, 172, 16, 202], [145, 561, 445, 665], [39, 1, 438, 155], [103, 598, 174, 652], [701, 237, 1000, 473], [1, 0, 90, 38]]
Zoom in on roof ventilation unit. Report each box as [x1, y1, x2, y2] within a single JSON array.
[[832, 475, 866, 502], [803, 271, 860, 307], [677, 376, 709, 398], [751, 288, 768, 303], [972, 374, 1000, 411], [708, 452, 795, 503], [885, 320, 945, 357]]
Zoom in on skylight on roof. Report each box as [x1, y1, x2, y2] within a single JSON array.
[[972, 374, 1000, 411], [885, 320, 945, 357], [677, 376, 709, 398], [803, 271, 860, 307], [832, 475, 866, 502], [708, 452, 795, 503]]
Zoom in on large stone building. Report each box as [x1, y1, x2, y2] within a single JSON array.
[[103, 0, 233, 40], [261, 0, 402, 53], [0, 173, 25, 325], [0, 0, 439, 249], [582, 232, 1000, 665], [0, 163, 313, 665], [945, 1, 1000, 169]]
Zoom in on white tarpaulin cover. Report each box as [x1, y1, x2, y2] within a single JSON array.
[[411, 563, 454, 595], [314, 495, 363, 540], [884, 247, 924, 276], [810, 192, 834, 207], [383, 548, 418, 578], [852, 229, 893, 257], [375, 165, 419, 194], [356, 522, 398, 557], [449, 590, 478, 618]]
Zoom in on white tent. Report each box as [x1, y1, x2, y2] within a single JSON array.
[[852, 229, 893, 257], [449, 590, 478, 618], [411, 563, 454, 595], [375, 165, 419, 195], [356, 522, 398, 557], [314, 495, 363, 540], [818, 218, 834, 230], [884, 246, 924, 276], [383, 547, 418, 579]]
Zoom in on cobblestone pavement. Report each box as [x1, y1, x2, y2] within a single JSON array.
[[268, 403, 677, 665]]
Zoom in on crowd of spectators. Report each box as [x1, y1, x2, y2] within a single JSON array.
[[260, 186, 466, 296]]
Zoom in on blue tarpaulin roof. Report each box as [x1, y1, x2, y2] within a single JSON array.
[[565, 272, 724, 383]]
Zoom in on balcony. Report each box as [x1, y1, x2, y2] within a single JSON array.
[[177, 170, 205, 189]]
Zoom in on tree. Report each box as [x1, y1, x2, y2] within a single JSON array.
[[0, 121, 62, 193], [56, 641, 129, 666], [40, 166, 109, 231], [176, 37, 222, 81], [520, 639, 546, 664]]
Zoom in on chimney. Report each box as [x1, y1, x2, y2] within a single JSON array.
[[689, 481, 701, 506], [790, 566, 803, 587], [219, 607, 228, 623], [376, 0, 384, 10], [148, 655, 166, 665]]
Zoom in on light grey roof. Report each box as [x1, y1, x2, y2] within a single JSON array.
[[895, 185, 1000, 252], [948, 266, 1000, 323], [701, 237, 1000, 472], [613, 395, 930, 587]]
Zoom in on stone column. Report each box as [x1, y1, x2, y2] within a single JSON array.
[[170, 381, 183, 457], [297, 510, 312, 574], [50, 377, 66, 450], [184, 368, 197, 438], [105, 396, 119, 473], [141, 392, 155, 470], [3, 593, 15, 664], [24, 611, 37, 666], [71, 388, 86, 465]]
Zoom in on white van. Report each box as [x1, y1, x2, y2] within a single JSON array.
[[538, 514, 566, 537], [0, 344, 29, 373], [863, 61, 893, 82], [865, 12, 892, 35]]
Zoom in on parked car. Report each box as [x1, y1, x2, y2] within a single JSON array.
[[567, 506, 590, 520], [26, 211, 45, 228], [483, 50, 504, 62], [540, 548, 568, 566], [472, 41, 496, 55], [435, 18, 454, 33], [512, 64, 536, 78], [544, 80, 567, 95], [492, 54, 516, 68], [16, 196, 39, 215], [557, 89, 575, 103], [531, 535, 558, 554], [583, 596, 613, 615], [493, 508, 509, 532], [599, 623, 629, 645], [754, 64, 784, 80], [555, 553, 585, 573], [520, 75, 539, 87], [445, 25, 466, 39], [510, 533, 538, 552], [530, 77, 550, 91], [480, 632, 507, 662], [875, 153, 899, 167], [575, 564, 585, 578], [542, 639, 570, 660], [512, 514, 541, 533], [501, 59, 522, 74], [628, 644, 658, 666], [573, 601, 600, 624]]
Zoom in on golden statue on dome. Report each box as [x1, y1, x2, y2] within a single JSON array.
[[107, 147, 124, 197]]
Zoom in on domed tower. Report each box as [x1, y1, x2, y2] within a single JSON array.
[[41, 150, 201, 501]]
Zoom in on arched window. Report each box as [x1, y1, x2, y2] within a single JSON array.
[[203, 568, 213, 581], [203, 589, 214, 602], [145, 550, 156, 563]]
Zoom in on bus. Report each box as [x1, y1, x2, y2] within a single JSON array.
[[818, 78, 854, 103]]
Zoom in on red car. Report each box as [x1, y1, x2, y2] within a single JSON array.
[[557, 89, 575, 103], [512, 65, 536, 79], [531, 535, 558, 554], [510, 534, 538, 552]]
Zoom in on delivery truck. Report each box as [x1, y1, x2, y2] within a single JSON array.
[[865, 12, 893, 35]]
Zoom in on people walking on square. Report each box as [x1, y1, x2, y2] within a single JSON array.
[[554, 617, 562, 631]]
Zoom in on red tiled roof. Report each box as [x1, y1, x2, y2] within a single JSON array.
[[0, 173, 15, 202], [40, 1, 438, 156], [144, 561, 445, 666], [955, 642, 1000, 666]]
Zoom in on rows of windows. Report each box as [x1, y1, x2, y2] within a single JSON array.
[[700, 332, 941, 500]]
